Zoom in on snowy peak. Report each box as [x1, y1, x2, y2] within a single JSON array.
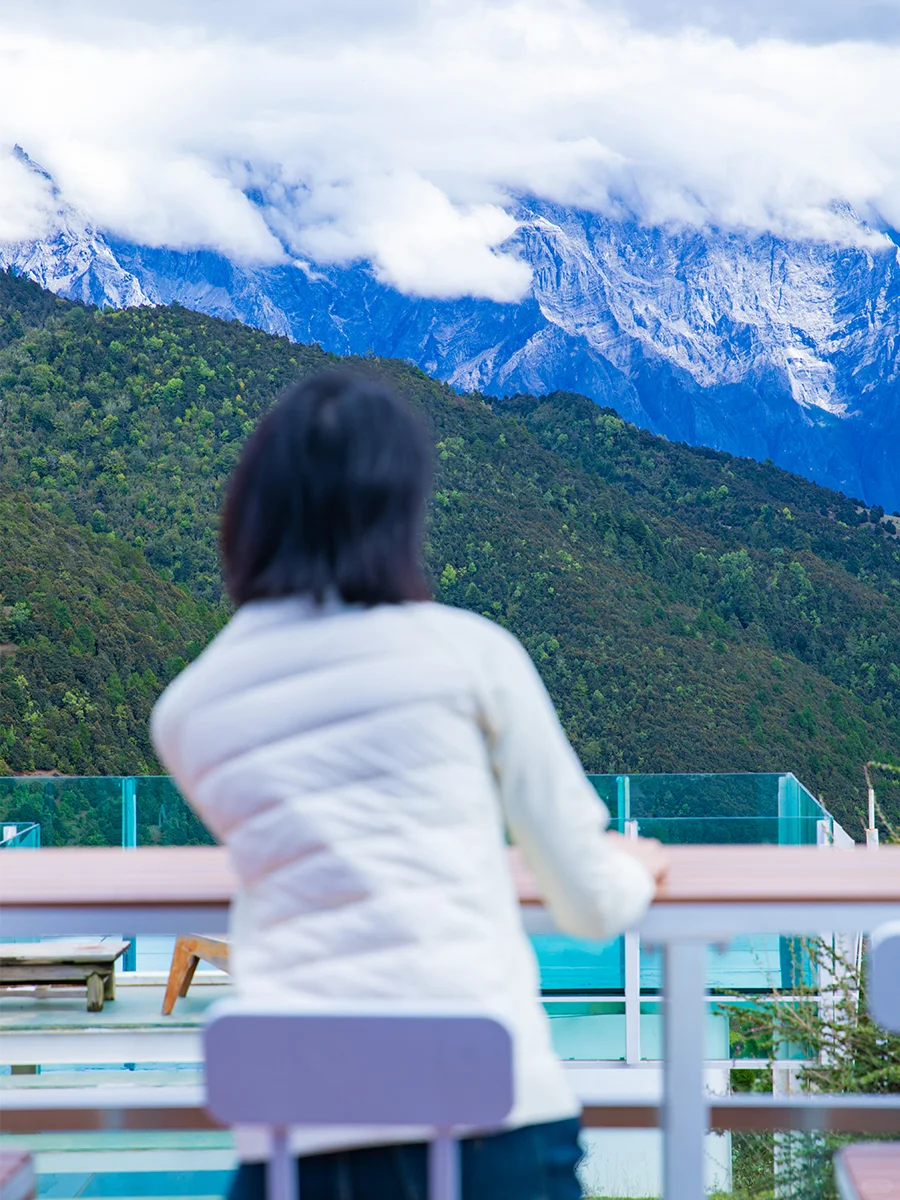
[[1, 157, 898, 510], [513, 200, 900, 417], [0, 147, 151, 309]]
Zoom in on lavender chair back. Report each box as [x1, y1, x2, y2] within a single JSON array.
[[869, 922, 900, 1034], [204, 1003, 514, 1200]]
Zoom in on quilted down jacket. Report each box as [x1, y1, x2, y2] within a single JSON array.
[[151, 597, 654, 1158]]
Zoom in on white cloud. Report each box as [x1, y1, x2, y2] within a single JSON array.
[[1, 0, 900, 300], [0, 148, 57, 242], [285, 173, 530, 301]]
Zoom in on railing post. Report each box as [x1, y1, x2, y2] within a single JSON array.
[[122, 777, 137, 850], [624, 819, 641, 1064], [866, 784, 880, 846], [663, 939, 708, 1200], [122, 778, 137, 973], [616, 775, 631, 834]]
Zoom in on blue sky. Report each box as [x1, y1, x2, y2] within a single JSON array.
[[1, 0, 899, 298]]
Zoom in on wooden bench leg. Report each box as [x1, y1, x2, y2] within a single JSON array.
[[104, 970, 116, 1002], [179, 955, 200, 998], [162, 940, 199, 1015], [86, 973, 105, 1013]]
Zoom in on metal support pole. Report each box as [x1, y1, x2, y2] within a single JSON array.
[[122, 777, 137, 973], [122, 777, 137, 849], [663, 939, 708, 1200], [866, 787, 880, 846], [624, 818, 641, 1064], [268, 1129, 299, 1200], [625, 930, 641, 1064], [428, 1134, 460, 1200]]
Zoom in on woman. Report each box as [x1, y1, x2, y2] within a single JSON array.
[[151, 371, 666, 1200]]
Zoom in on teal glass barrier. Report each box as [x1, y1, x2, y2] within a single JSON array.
[[587, 771, 832, 843], [0, 776, 215, 848], [537, 773, 831, 997], [532, 933, 624, 991], [134, 776, 215, 847], [0, 776, 123, 847], [544, 1001, 731, 1062], [633, 816, 821, 845], [0, 771, 829, 849], [533, 931, 810, 997], [0, 770, 829, 996], [0, 820, 40, 848]]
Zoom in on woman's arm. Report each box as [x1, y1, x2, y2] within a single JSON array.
[[484, 632, 661, 940]]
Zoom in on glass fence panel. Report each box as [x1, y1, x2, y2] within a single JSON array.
[[0, 776, 216, 847], [135, 777, 215, 846], [0, 776, 123, 847], [2, 773, 829, 847], [542, 999, 730, 1062], [586, 773, 620, 814], [635, 815, 822, 845], [531, 934, 623, 991], [587, 771, 830, 830], [532, 932, 815, 1004], [588, 771, 786, 820], [0, 1130, 236, 1200], [0, 821, 40, 848], [543, 1000, 626, 1060]]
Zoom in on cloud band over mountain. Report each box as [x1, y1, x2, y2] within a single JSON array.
[[2, 0, 900, 299]]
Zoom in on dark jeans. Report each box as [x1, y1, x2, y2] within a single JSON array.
[[228, 1117, 583, 1200]]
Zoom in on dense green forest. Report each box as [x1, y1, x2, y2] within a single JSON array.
[[0, 268, 897, 834], [0, 490, 223, 777]]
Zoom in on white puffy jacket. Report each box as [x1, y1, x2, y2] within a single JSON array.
[[151, 598, 654, 1159]]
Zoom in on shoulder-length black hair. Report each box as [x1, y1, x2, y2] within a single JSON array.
[[221, 371, 433, 607]]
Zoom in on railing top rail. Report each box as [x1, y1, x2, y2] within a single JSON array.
[[3, 844, 900, 913]]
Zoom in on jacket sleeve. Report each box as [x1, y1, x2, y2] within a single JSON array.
[[483, 632, 655, 940]]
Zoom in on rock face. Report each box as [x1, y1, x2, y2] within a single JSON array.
[[3, 165, 898, 509]]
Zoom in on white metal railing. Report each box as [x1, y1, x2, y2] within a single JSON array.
[[523, 889, 900, 1198], [3, 845, 900, 1200]]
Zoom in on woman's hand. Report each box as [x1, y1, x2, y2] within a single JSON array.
[[605, 831, 668, 883]]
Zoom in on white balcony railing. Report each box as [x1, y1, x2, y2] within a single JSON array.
[[2, 843, 900, 1200]]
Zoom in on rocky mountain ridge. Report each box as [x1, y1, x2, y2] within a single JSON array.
[[3, 148, 898, 509]]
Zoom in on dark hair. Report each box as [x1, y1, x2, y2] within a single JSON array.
[[221, 371, 432, 607]]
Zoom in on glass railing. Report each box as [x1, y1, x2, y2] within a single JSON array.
[[0, 820, 40, 848], [0, 773, 869, 1200], [0, 771, 833, 848], [0, 776, 214, 848], [0, 771, 831, 999], [532, 773, 829, 1003], [588, 771, 835, 842]]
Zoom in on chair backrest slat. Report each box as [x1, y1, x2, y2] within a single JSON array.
[[204, 1005, 514, 1129]]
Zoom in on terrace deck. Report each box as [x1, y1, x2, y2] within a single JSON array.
[[1, 980, 230, 1069]]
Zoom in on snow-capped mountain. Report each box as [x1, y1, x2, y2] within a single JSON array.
[[0, 149, 149, 309], [3, 149, 898, 510]]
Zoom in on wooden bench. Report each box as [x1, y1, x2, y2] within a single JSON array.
[[0, 1151, 36, 1200], [0, 940, 130, 1012], [835, 1144, 900, 1200], [162, 934, 231, 1015]]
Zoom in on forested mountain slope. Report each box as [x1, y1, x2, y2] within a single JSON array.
[[0, 270, 897, 831], [0, 491, 223, 776]]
